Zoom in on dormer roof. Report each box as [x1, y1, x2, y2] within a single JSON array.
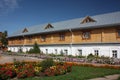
[[81, 16, 96, 24]]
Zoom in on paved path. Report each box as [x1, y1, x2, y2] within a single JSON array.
[[0, 55, 42, 64], [89, 74, 120, 80]]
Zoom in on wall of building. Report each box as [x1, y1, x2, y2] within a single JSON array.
[[8, 44, 120, 58], [8, 27, 120, 46], [8, 26, 120, 58]]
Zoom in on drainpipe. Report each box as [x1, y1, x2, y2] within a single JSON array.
[[69, 29, 73, 55], [22, 34, 24, 52]]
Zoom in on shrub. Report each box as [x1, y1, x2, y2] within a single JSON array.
[[0, 68, 16, 80], [17, 64, 35, 79], [28, 42, 41, 54], [87, 53, 94, 59], [7, 50, 12, 52], [41, 58, 54, 72], [44, 64, 72, 76], [13, 59, 25, 68]]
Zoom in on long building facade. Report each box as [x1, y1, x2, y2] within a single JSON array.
[[8, 11, 120, 58]]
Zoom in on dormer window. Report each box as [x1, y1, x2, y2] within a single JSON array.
[[45, 23, 53, 29], [81, 16, 96, 24], [22, 28, 28, 33]]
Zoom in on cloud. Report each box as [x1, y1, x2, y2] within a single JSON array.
[[0, 0, 19, 16]]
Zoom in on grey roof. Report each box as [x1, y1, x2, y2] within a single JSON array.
[[8, 11, 120, 38]]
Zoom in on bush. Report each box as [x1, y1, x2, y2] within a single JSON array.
[[13, 59, 25, 68], [87, 53, 95, 59], [28, 42, 41, 54], [41, 58, 54, 72], [17, 64, 35, 79], [0, 68, 16, 80]]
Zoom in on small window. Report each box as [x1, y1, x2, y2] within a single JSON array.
[[82, 31, 90, 39], [117, 29, 120, 37], [41, 35, 46, 42], [28, 36, 32, 43], [46, 49, 48, 54], [81, 16, 96, 24], [112, 50, 117, 58], [45, 24, 53, 29], [19, 37, 24, 42], [22, 28, 28, 33], [11, 40, 14, 44], [78, 49, 82, 56], [64, 49, 68, 55], [55, 49, 57, 54], [59, 33, 65, 41], [94, 50, 99, 56]]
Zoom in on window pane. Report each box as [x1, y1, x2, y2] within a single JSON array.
[[112, 50, 117, 58], [94, 50, 99, 56], [78, 49, 82, 56], [41, 35, 46, 42], [82, 32, 90, 39], [118, 30, 120, 37], [60, 34, 65, 40], [64, 49, 68, 55]]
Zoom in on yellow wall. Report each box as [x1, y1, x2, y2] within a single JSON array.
[[8, 27, 120, 46]]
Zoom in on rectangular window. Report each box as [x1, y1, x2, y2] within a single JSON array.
[[82, 31, 90, 39], [55, 49, 57, 54], [64, 49, 68, 55], [28, 36, 32, 43], [117, 29, 120, 37], [59, 33, 65, 41], [46, 49, 48, 54], [41, 35, 46, 42], [78, 49, 82, 56], [11, 40, 14, 44], [94, 50, 99, 56], [19, 37, 24, 43], [112, 50, 117, 58]]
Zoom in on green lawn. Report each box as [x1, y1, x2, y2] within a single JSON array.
[[21, 66, 120, 80]]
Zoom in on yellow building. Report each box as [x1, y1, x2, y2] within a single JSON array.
[[8, 11, 120, 58]]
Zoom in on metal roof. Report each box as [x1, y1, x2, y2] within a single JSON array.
[[8, 11, 120, 38]]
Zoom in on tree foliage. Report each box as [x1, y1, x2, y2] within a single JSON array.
[[28, 42, 40, 54], [0, 31, 8, 47]]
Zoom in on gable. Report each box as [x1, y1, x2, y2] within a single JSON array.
[[81, 16, 96, 24], [45, 23, 53, 29], [22, 28, 28, 33]]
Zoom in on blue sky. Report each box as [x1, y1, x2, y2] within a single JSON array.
[[0, 0, 120, 35]]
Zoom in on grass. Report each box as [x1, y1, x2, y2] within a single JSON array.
[[20, 66, 120, 80]]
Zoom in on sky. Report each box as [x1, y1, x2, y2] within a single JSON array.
[[0, 0, 120, 35]]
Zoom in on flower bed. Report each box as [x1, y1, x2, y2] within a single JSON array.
[[65, 62, 120, 69], [0, 59, 72, 80]]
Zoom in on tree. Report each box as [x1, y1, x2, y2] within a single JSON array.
[[33, 42, 40, 53], [0, 31, 8, 47], [28, 42, 40, 54]]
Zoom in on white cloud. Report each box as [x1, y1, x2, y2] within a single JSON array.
[[0, 0, 19, 16]]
